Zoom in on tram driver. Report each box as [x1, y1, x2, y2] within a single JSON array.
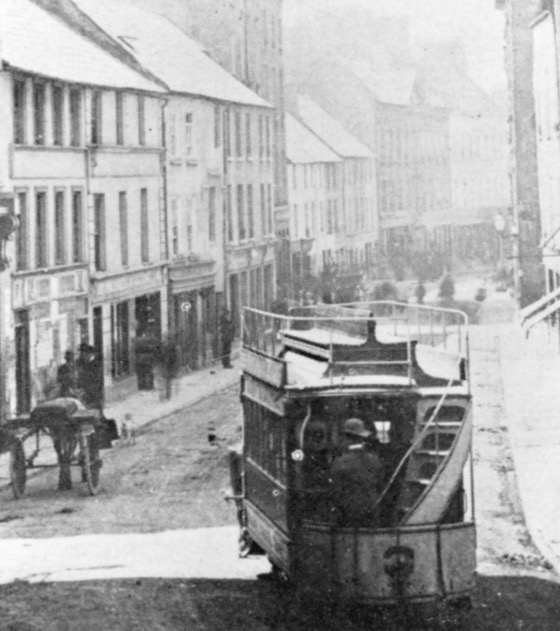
[[330, 417, 384, 527]]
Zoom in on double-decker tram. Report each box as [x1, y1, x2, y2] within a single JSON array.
[[232, 301, 476, 610]]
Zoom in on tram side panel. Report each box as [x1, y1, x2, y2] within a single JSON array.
[[241, 396, 293, 572]]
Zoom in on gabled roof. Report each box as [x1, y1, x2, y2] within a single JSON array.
[[71, 0, 270, 107], [0, 0, 163, 92], [352, 63, 417, 106], [297, 97, 374, 159], [285, 113, 341, 164]]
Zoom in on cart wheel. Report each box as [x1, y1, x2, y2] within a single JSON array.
[[10, 439, 26, 499], [80, 433, 101, 496]]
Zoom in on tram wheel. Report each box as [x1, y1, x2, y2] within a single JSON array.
[[80, 433, 101, 496], [10, 439, 26, 499]]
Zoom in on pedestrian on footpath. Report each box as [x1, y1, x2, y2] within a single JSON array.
[[57, 350, 78, 397], [220, 309, 235, 369], [77, 343, 104, 411]]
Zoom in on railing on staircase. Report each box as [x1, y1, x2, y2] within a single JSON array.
[[520, 285, 560, 336], [371, 352, 470, 526]]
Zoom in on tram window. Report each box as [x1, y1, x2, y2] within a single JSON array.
[[244, 400, 287, 485], [423, 406, 465, 425]]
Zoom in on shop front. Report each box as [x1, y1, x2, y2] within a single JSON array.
[[226, 242, 276, 331], [90, 265, 167, 400], [169, 259, 217, 373], [11, 265, 89, 412]]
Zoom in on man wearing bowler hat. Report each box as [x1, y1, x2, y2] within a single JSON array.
[[330, 417, 384, 527]]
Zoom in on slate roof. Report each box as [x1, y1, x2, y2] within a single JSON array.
[[0, 0, 163, 92], [296, 97, 374, 159], [72, 0, 270, 107], [285, 113, 341, 164]]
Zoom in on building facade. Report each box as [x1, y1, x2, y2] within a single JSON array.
[[496, 0, 544, 306], [532, 5, 560, 297], [124, 0, 288, 297], [0, 0, 166, 413], [285, 113, 343, 295], [295, 99, 378, 285], [71, 0, 273, 368]]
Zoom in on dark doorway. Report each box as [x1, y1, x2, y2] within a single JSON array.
[[135, 293, 161, 337], [174, 292, 198, 371], [15, 310, 31, 414], [93, 305, 104, 394], [229, 273, 240, 333]]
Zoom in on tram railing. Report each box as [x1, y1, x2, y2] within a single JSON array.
[[242, 302, 469, 387]]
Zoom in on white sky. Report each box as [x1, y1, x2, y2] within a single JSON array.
[[284, 0, 507, 93]]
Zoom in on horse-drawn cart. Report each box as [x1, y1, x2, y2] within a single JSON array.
[[1, 398, 118, 498]]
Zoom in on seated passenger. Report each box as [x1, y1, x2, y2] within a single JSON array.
[[330, 418, 384, 527]]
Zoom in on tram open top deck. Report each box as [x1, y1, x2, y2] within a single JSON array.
[[241, 301, 470, 395]]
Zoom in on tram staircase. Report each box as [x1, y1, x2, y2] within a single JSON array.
[[393, 400, 470, 526]]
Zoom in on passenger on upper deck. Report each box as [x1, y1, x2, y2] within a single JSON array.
[[330, 418, 384, 527]]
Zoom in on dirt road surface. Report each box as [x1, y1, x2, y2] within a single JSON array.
[[1, 310, 560, 628]]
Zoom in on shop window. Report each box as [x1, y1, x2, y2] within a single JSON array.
[[52, 84, 64, 146], [16, 191, 28, 271], [111, 301, 130, 378], [223, 108, 231, 158], [235, 110, 242, 157], [138, 95, 146, 146], [247, 184, 254, 238], [35, 191, 48, 268], [227, 185, 234, 243], [267, 184, 273, 236], [54, 189, 66, 266], [171, 197, 179, 256], [93, 193, 106, 271], [91, 90, 102, 145], [119, 191, 128, 266], [116, 92, 124, 146], [246, 112, 252, 157], [140, 188, 149, 263], [260, 183, 266, 237], [13, 79, 26, 145], [72, 190, 84, 263], [214, 104, 221, 148], [184, 112, 193, 156], [237, 184, 246, 241], [33, 82, 46, 145], [208, 187, 216, 242], [69, 88, 81, 147]]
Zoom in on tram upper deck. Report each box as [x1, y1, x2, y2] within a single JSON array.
[[241, 301, 470, 395]]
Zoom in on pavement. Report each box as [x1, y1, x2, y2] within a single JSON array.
[[103, 349, 242, 433], [497, 314, 560, 574], [0, 526, 269, 584]]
